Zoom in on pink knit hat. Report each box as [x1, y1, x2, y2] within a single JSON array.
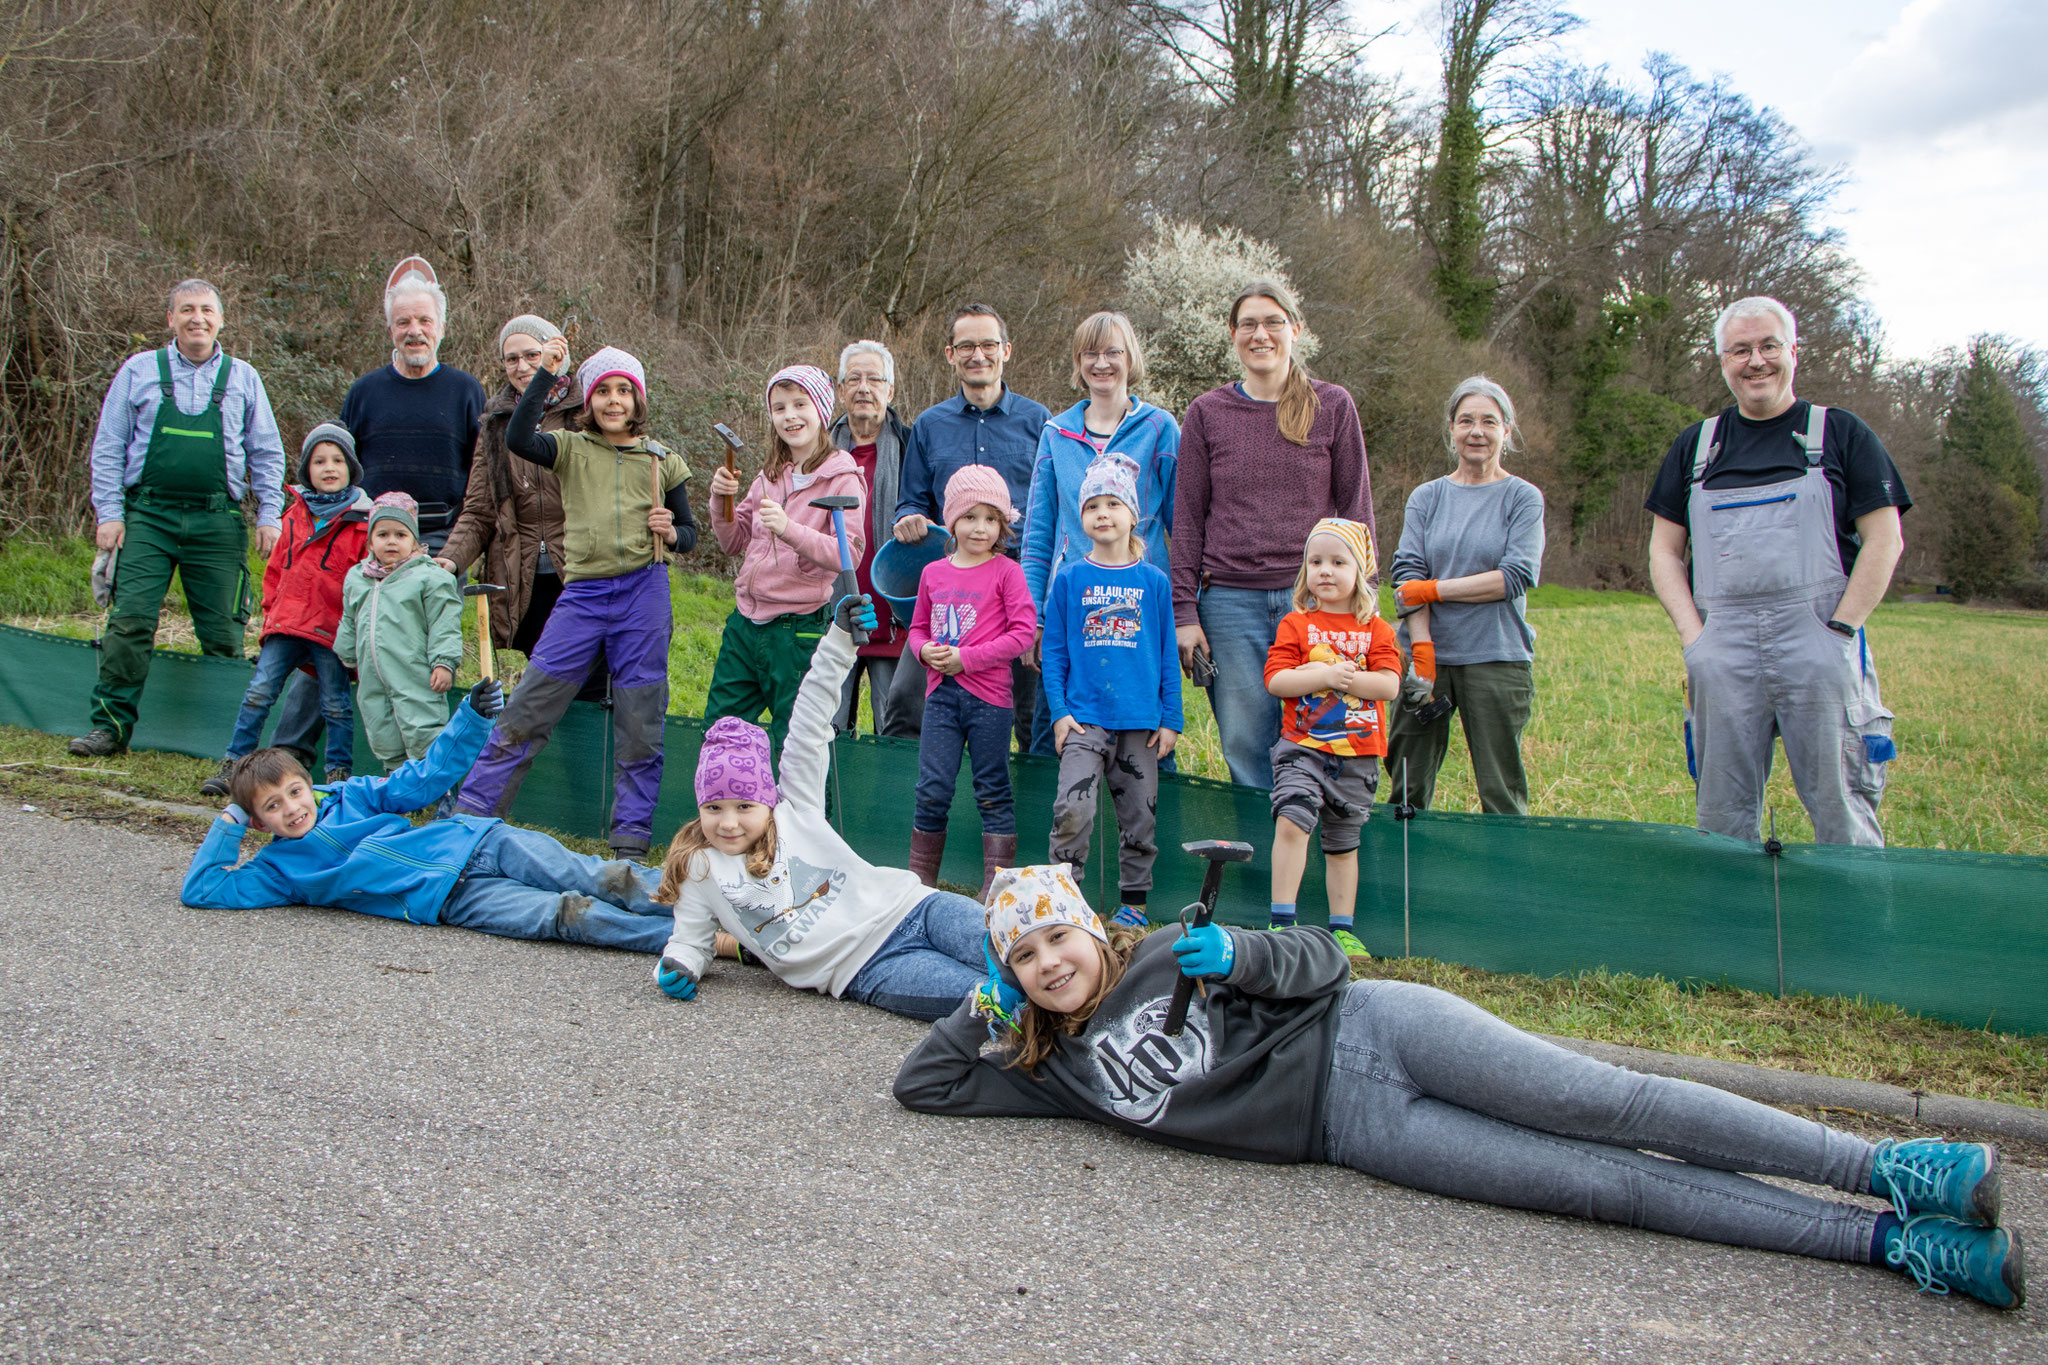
[[695, 717, 779, 808], [766, 364, 836, 425], [577, 346, 646, 404], [942, 464, 1018, 529]]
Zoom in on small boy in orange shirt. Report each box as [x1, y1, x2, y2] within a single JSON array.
[[1262, 518, 1402, 953]]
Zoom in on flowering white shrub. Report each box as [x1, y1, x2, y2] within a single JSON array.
[[1120, 221, 1319, 413]]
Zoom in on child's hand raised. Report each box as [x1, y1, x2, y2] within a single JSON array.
[[541, 335, 569, 373], [709, 465, 740, 500], [429, 665, 454, 693], [758, 499, 790, 537]]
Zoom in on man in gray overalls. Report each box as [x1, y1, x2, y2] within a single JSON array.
[[1645, 296, 1910, 846]]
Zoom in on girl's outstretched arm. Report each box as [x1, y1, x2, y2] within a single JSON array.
[[1209, 925, 1352, 1001], [775, 622, 859, 816], [658, 869, 723, 985], [506, 367, 561, 468], [892, 998, 1075, 1119]]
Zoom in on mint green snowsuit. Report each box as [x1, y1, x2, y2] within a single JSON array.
[[334, 555, 465, 770]]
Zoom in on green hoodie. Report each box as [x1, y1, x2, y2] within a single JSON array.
[[334, 554, 465, 707]]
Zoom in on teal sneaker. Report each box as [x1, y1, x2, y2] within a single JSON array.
[[1884, 1216, 2025, 1309], [1330, 928, 1371, 959], [1871, 1139, 2001, 1227]]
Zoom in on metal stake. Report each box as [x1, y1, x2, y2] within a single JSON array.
[[1766, 807, 1785, 999], [1402, 757, 1412, 959]]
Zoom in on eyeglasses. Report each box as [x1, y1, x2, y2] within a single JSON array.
[[842, 371, 892, 388], [503, 348, 545, 367], [1080, 349, 1126, 363], [949, 339, 1006, 355], [1722, 341, 1786, 363], [1234, 317, 1291, 337]]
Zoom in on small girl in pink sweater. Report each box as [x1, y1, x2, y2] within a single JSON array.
[[707, 364, 867, 752], [905, 465, 1037, 899]]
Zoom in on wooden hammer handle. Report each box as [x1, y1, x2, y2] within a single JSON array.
[[652, 456, 668, 564]]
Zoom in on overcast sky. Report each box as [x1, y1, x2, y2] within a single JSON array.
[[1360, 0, 2048, 362]]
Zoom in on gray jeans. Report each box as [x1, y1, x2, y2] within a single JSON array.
[[1323, 980, 1880, 1261], [1049, 724, 1159, 894]]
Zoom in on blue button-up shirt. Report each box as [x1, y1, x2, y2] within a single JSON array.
[[89, 345, 287, 527], [893, 385, 1051, 535]]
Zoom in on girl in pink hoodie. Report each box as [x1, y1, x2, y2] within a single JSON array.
[[707, 365, 867, 751]]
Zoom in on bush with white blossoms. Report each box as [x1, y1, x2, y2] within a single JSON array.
[[1120, 221, 1319, 414]]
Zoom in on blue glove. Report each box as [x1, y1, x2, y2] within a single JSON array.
[[467, 677, 505, 718], [1172, 922, 1236, 980], [982, 939, 1026, 1018], [833, 593, 878, 636], [655, 956, 698, 1001]]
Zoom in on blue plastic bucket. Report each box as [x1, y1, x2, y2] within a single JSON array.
[[871, 531, 948, 630]]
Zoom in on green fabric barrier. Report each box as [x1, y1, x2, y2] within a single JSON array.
[[5, 623, 2045, 1034]]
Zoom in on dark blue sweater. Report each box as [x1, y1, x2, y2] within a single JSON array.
[[341, 363, 487, 528]]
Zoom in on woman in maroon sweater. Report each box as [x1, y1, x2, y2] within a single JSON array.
[[1171, 281, 1374, 787]]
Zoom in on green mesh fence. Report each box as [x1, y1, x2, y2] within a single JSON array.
[[6, 622, 2045, 1034]]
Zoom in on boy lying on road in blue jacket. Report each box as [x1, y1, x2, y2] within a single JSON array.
[[182, 679, 674, 952]]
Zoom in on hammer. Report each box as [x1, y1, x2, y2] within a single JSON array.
[[463, 582, 508, 680], [714, 422, 745, 524], [809, 495, 868, 647], [1164, 838, 1255, 1036]]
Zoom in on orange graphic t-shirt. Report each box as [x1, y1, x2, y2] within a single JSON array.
[[1262, 610, 1403, 757]]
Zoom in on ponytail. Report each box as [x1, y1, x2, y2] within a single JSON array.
[[1230, 279, 1321, 447]]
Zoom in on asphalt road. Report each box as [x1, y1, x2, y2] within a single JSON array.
[[2, 806, 2042, 1363]]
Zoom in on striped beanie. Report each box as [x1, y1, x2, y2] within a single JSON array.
[[766, 364, 836, 425], [1307, 517, 1377, 589]]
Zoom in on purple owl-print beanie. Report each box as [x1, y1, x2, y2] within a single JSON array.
[[695, 716, 780, 807]]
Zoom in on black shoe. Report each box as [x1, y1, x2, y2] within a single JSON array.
[[610, 836, 651, 863], [67, 729, 125, 758], [199, 758, 235, 799]]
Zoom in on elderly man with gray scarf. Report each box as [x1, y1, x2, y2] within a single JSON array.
[[829, 339, 916, 736]]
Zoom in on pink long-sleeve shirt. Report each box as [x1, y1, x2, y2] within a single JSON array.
[[713, 450, 866, 622], [905, 553, 1037, 707]]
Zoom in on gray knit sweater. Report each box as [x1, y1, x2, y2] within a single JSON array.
[[1390, 474, 1545, 665]]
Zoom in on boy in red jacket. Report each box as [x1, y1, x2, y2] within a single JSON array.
[[201, 423, 372, 796]]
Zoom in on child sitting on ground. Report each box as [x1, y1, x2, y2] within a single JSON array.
[[181, 679, 676, 952], [333, 491, 465, 772], [1041, 453, 1180, 927], [1263, 518, 1400, 955], [650, 600, 995, 1021], [202, 423, 371, 797], [894, 873, 2024, 1311]]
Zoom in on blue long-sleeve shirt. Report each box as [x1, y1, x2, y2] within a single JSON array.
[[1041, 555, 1182, 733], [1020, 399, 1179, 614], [90, 345, 287, 526], [893, 386, 1050, 536]]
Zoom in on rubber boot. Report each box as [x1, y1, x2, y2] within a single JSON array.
[[980, 833, 1018, 903], [908, 827, 947, 887]]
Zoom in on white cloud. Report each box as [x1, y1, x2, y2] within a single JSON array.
[[1820, 0, 2048, 141]]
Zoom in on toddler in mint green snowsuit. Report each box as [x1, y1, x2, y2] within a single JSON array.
[[334, 491, 464, 771]]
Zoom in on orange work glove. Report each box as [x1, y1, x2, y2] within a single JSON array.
[[1399, 579, 1442, 607], [1410, 640, 1437, 683]]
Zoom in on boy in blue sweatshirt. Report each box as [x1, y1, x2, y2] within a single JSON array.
[[182, 679, 673, 951], [1041, 455, 1181, 928]]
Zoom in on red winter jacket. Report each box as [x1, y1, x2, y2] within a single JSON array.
[[259, 488, 372, 647]]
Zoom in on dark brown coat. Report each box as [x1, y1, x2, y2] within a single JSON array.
[[439, 379, 577, 647]]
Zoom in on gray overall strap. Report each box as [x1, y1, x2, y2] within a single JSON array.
[[1800, 405, 1828, 466], [1689, 415, 1721, 483]]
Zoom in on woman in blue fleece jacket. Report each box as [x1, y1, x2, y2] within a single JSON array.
[[181, 680, 673, 951]]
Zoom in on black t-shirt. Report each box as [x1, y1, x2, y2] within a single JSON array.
[[1644, 400, 1911, 575]]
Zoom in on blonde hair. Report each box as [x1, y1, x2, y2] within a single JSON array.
[[1292, 533, 1380, 619], [654, 811, 780, 904], [1005, 928, 1144, 1073], [762, 380, 831, 481], [1230, 281, 1320, 446], [1069, 311, 1147, 392]]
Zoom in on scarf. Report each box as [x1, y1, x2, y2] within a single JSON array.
[[361, 548, 426, 581], [297, 485, 360, 528]]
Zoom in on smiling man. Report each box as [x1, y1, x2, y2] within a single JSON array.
[[70, 278, 286, 758], [1645, 296, 1912, 846]]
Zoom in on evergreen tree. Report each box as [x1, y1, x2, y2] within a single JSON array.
[[1938, 342, 2041, 599]]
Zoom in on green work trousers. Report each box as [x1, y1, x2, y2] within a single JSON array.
[[702, 606, 829, 756], [1383, 659, 1534, 816], [89, 498, 249, 742]]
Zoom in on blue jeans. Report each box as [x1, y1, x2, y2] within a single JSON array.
[[438, 824, 674, 952], [1197, 584, 1293, 788], [269, 669, 328, 765], [914, 678, 1015, 835], [228, 635, 354, 771], [843, 891, 987, 1020]]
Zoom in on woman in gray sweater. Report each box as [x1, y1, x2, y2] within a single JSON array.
[[1387, 376, 1546, 814]]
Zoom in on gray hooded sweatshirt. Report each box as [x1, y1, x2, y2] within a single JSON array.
[[893, 927, 1352, 1163]]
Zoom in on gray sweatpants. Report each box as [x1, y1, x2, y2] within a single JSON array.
[[1049, 724, 1159, 895], [1323, 980, 1880, 1261]]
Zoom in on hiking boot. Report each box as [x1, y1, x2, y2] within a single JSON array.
[[199, 758, 235, 799], [1884, 1215, 2025, 1310], [67, 729, 125, 758], [1871, 1139, 2001, 1227], [1330, 927, 1371, 959], [979, 833, 1017, 903], [908, 827, 946, 888], [323, 765, 352, 785], [610, 835, 651, 864]]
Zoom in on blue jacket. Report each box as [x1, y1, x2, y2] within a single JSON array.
[[182, 702, 497, 922], [1020, 399, 1179, 613], [1042, 556, 1182, 734]]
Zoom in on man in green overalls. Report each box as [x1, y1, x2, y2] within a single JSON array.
[[71, 279, 287, 756]]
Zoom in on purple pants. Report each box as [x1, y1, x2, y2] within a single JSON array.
[[457, 563, 672, 846]]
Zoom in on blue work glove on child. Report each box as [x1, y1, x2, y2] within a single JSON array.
[[467, 678, 505, 719], [982, 940, 1026, 1017], [833, 593, 878, 636], [655, 956, 698, 1001], [1172, 922, 1236, 980]]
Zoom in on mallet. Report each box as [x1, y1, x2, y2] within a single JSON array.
[[714, 422, 745, 524], [1164, 838, 1255, 1036], [463, 582, 507, 680], [809, 495, 868, 647]]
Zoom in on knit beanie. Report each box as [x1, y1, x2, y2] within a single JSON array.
[[576, 346, 647, 405], [941, 464, 1018, 530], [765, 364, 837, 426], [695, 717, 780, 808], [497, 314, 563, 351], [986, 864, 1109, 966], [297, 422, 363, 486], [1077, 452, 1141, 518], [1307, 516, 1377, 590], [367, 490, 420, 540]]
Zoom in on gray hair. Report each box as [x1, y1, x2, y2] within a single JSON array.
[[168, 278, 222, 311], [1443, 374, 1520, 455], [384, 271, 447, 326], [838, 339, 895, 384], [1713, 296, 1798, 353]]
